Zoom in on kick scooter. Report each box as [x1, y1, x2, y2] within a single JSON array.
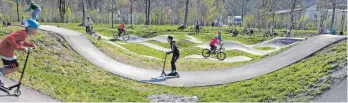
[[160, 54, 180, 78], [0, 48, 32, 96]]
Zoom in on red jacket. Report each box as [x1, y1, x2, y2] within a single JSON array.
[[0, 30, 35, 58], [209, 37, 221, 45], [118, 24, 125, 29]]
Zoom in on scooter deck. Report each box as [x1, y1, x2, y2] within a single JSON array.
[[160, 73, 180, 78]]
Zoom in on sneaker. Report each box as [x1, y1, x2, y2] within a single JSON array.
[[167, 72, 176, 76]]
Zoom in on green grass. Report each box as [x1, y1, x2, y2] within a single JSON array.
[[254, 47, 275, 50], [1, 26, 346, 102], [192, 33, 268, 45], [147, 39, 199, 49]]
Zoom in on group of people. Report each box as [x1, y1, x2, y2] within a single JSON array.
[[85, 17, 126, 38], [2, 20, 11, 27], [0, 0, 41, 85], [165, 32, 223, 76]]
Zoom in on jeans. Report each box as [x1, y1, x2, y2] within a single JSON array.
[[31, 8, 41, 20], [171, 54, 179, 72], [210, 45, 217, 51]]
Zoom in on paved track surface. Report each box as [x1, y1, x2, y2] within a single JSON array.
[[314, 78, 347, 102], [0, 77, 58, 102], [40, 25, 346, 87]]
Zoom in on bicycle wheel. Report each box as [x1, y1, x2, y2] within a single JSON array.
[[122, 32, 130, 41], [202, 49, 211, 58], [216, 52, 226, 60]]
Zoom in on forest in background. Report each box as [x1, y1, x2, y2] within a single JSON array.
[[0, 0, 347, 30]]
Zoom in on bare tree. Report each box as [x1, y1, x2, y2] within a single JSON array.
[[16, 0, 20, 22], [290, 0, 297, 27], [329, 0, 336, 31], [59, 0, 69, 23], [112, 0, 115, 28], [340, 8, 346, 32], [145, 0, 151, 25], [80, 0, 86, 26], [183, 0, 189, 27], [130, 0, 134, 25]]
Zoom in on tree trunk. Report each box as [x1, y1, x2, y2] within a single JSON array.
[[183, 0, 189, 27], [16, 0, 19, 22], [145, 0, 151, 25], [242, 1, 245, 18], [59, 0, 67, 23], [148, 0, 151, 25], [290, 0, 297, 27], [145, 0, 147, 25], [130, 0, 133, 25], [340, 9, 345, 32], [272, 0, 276, 28], [80, 0, 86, 26], [112, 0, 114, 28], [330, 0, 336, 31]]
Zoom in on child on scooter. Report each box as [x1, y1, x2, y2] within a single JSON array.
[[24, 0, 41, 20], [166, 36, 180, 76], [0, 19, 38, 86], [209, 37, 221, 54]]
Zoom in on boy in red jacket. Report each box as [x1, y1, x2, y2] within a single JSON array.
[[209, 37, 221, 54], [117, 23, 126, 37], [0, 19, 39, 85]]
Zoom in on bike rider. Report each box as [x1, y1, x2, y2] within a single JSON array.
[[118, 23, 126, 37], [209, 36, 222, 54]]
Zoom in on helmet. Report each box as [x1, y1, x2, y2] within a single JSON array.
[[25, 19, 39, 29], [168, 36, 173, 40]]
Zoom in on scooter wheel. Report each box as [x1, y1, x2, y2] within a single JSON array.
[[14, 90, 21, 96], [176, 73, 180, 78]]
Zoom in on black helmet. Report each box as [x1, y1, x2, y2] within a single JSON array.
[[168, 36, 174, 40]]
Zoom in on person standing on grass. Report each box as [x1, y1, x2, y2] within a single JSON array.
[[24, 0, 41, 20], [289, 25, 295, 37], [166, 36, 180, 76], [85, 17, 94, 34], [195, 20, 200, 33], [2, 21, 7, 27], [0, 19, 39, 86], [217, 31, 223, 43]]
